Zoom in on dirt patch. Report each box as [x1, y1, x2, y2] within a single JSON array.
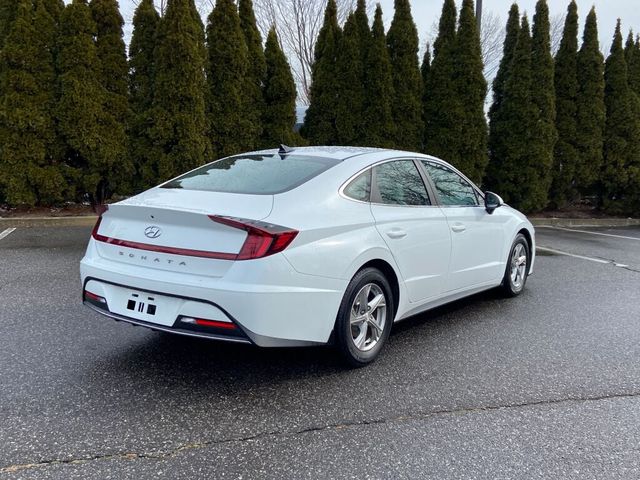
[[0, 203, 95, 218], [533, 203, 631, 219]]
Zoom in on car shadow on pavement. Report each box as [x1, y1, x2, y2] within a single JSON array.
[[88, 286, 512, 394], [390, 287, 507, 337]]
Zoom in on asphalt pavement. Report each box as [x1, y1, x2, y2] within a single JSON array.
[[1, 225, 639, 479]]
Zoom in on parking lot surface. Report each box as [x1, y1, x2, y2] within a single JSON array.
[[1, 225, 639, 479]]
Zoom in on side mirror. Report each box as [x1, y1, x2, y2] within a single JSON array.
[[484, 191, 504, 214]]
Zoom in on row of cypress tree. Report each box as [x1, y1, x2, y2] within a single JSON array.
[[0, 0, 638, 214], [302, 0, 488, 191], [488, 2, 640, 213], [304, 0, 640, 214], [0, 0, 298, 206]]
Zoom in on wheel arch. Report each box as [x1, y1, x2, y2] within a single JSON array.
[[516, 226, 534, 274], [354, 258, 400, 319]]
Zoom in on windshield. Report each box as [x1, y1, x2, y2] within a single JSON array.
[[161, 154, 340, 195]]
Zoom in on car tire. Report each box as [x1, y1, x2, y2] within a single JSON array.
[[335, 267, 395, 367], [501, 233, 530, 297]]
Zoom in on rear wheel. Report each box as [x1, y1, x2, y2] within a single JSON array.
[[501, 234, 530, 297], [335, 268, 394, 367]]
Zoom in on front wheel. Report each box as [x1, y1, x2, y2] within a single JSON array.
[[335, 268, 395, 367], [501, 233, 530, 297]]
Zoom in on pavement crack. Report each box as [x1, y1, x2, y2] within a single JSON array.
[[0, 429, 284, 475], [3, 390, 640, 475]]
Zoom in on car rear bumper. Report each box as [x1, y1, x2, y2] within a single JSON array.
[[83, 297, 253, 344], [80, 245, 346, 347]]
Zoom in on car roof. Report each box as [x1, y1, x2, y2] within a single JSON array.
[[247, 146, 413, 161]]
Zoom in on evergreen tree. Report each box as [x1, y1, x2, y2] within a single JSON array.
[[362, 4, 395, 148], [262, 28, 297, 147], [423, 0, 459, 161], [0, 0, 18, 119], [487, 3, 519, 189], [451, 0, 487, 183], [624, 30, 634, 66], [625, 32, 640, 97], [239, 0, 265, 148], [631, 35, 640, 211], [206, 0, 252, 158], [335, 13, 365, 145], [602, 21, 640, 213], [575, 7, 605, 193], [42, 0, 64, 21], [90, 0, 132, 195], [334, 0, 369, 146], [354, 0, 370, 72], [550, 0, 579, 207], [0, 0, 65, 205], [129, 0, 159, 189], [354, 0, 370, 92], [529, 0, 556, 209], [0, 0, 16, 48], [151, 0, 209, 181], [421, 45, 431, 89], [57, 0, 124, 204], [303, 0, 341, 145], [354, 0, 369, 41], [34, 0, 66, 200], [420, 44, 430, 150], [486, 16, 540, 211], [387, 0, 422, 151]]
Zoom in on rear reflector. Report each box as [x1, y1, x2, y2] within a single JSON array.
[[182, 317, 237, 330], [209, 215, 298, 260], [85, 290, 106, 303]]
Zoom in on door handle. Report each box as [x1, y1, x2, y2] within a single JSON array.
[[386, 229, 407, 239], [451, 224, 466, 233]]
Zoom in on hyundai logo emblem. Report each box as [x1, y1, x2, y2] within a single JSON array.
[[144, 226, 162, 239]]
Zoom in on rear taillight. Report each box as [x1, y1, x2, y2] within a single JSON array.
[[91, 205, 109, 240], [181, 317, 237, 330], [84, 290, 106, 303], [209, 215, 298, 260]]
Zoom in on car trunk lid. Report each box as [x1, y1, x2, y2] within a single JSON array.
[[92, 190, 274, 277]]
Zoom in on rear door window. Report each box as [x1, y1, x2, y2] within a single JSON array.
[[162, 154, 341, 194], [373, 160, 431, 206]]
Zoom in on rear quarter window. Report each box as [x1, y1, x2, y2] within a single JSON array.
[[162, 154, 340, 194], [343, 170, 371, 202]]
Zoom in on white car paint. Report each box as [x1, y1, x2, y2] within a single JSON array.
[[80, 147, 535, 347]]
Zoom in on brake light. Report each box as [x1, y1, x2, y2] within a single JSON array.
[[209, 215, 298, 260], [90, 207, 297, 262]]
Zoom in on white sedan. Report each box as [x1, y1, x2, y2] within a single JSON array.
[[81, 146, 535, 366]]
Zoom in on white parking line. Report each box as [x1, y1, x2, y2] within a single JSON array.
[[536, 246, 629, 267], [537, 226, 640, 241], [0, 227, 16, 241]]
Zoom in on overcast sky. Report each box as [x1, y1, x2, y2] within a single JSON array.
[[117, 1, 640, 54]]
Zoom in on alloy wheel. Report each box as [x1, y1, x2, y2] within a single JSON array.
[[350, 283, 387, 352], [510, 243, 527, 290]]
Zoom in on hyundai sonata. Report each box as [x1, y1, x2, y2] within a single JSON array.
[[81, 146, 535, 366]]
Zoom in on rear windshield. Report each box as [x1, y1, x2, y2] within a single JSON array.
[[161, 153, 340, 194]]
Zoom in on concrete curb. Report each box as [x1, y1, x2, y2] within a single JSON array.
[[0, 215, 97, 228], [530, 218, 640, 227], [1, 215, 639, 229]]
